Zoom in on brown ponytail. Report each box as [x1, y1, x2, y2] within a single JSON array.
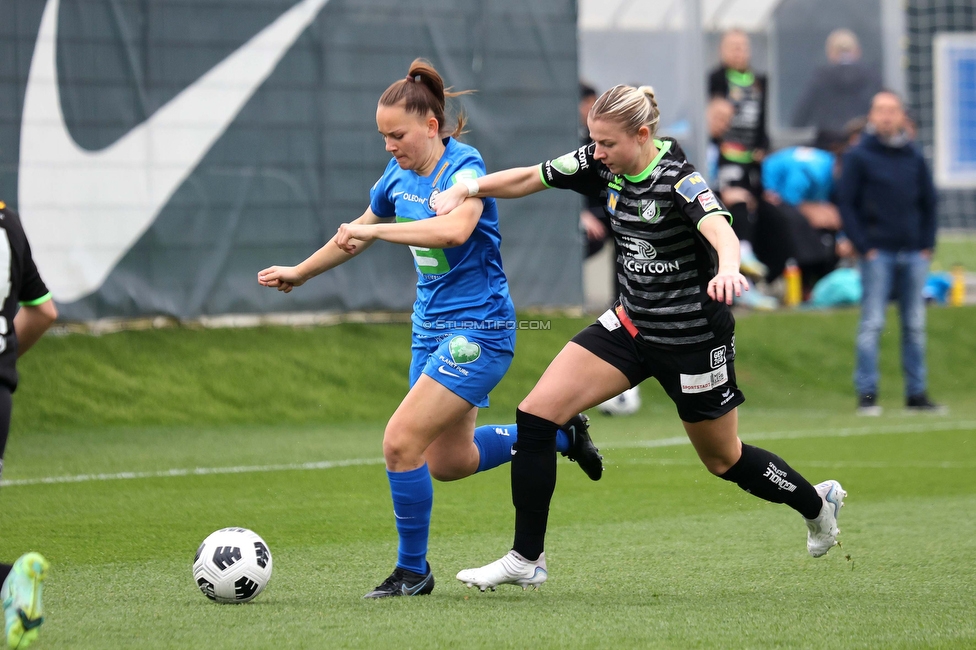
[[378, 58, 472, 138]]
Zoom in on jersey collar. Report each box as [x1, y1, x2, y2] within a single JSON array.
[[623, 139, 672, 184], [415, 137, 454, 184], [726, 69, 755, 87]]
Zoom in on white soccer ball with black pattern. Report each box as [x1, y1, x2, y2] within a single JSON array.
[[597, 386, 642, 416], [192, 528, 273, 604]]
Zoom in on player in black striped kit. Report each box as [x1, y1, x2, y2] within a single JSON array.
[[0, 201, 57, 648], [434, 85, 847, 590]]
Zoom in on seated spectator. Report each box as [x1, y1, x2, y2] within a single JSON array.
[[758, 131, 851, 291], [706, 93, 773, 307], [792, 29, 882, 132], [706, 97, 735, 187]]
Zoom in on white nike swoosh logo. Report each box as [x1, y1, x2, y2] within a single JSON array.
[[18, 0, 330, 302], [437, 366, 460, 378]]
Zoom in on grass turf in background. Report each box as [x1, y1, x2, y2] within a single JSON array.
[[13, 306, 976, 432], [932, 230, 976, 271], [2, 308, 975, 647]]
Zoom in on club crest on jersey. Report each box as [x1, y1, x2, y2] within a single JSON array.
[[639, 199, 662, 223], [675, 172, 708, 202], [551, 152, 579, 175], [606, 190, 619, 216]]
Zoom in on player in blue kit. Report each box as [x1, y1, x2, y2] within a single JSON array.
[[258, 59, 602, 598]]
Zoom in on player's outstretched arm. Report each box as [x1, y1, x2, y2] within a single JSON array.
[[336, 198, 484, 252], [258, 207, 389, 293], [434, 166, 546, 215], [699, 214, 748, 306], [14, 297, 57, 357]]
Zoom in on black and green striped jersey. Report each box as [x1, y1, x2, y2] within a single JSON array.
[[0, 202, 52, 391], [540, 138, 734, 349]]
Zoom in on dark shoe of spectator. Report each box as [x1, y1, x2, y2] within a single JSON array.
[[857, 394, 882, 416], [905, 393, 948, 414]]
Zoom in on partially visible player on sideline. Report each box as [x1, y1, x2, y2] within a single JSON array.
[[708, 29, 769, 197], [434, 85, 847, 591], [258, 60, 602, 598], [0, 200, 58, 648]]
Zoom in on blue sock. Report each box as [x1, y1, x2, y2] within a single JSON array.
[[473, 424, 570, 473], [556, 427, 570, 453], [387, 464, 433, 574]]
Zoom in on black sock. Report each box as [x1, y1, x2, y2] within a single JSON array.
[[0, 563, 11, 586], [511, 408, 559, 561], [720, 444, 823, 519]]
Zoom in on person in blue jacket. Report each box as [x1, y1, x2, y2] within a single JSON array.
[[836, 91, 942, 415], [258, 59, 602, 599], [763, 144, 836, 206]]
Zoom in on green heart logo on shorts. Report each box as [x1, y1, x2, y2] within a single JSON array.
[[449, 336, 482, 364]]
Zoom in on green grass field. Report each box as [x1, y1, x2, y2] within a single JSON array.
[[932, 231, 976, 271], [2, 308, 975, 648]]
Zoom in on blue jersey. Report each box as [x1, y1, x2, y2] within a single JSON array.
[[762, 146, 836, 206], [370, 138, 516, 337]]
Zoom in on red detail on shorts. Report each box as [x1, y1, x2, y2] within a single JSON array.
[[614, 305, 639, 338]]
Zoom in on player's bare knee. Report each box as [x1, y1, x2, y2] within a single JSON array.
[[382, 429, 422, 469], [702, 456, 735, 476], [427, 463, 463, 482], [518, 396, 565, 425]]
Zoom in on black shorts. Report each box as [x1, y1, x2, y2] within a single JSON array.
[[571, 309, 745, 423]]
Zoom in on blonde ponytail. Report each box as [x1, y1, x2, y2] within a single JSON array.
[[590, 84, 661, 136]]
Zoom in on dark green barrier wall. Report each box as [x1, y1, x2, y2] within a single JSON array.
[[0, 0, 582, 319]]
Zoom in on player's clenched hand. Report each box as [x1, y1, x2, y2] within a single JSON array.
[[258, 265, 304, 293], [433, 183, 467, 215], [335, 223, 375, 254], [708, 269, 748, 305]]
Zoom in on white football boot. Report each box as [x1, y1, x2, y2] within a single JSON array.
[[456, 551, 547, 591], [805, 480, 847, 557]]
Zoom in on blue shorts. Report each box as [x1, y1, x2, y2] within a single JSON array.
[[409, 330, 515, 408]]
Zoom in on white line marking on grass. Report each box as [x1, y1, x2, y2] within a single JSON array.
[[0, 457, 385, 487], [2, 419, 973, 488], [622, 458, 976, 469], [603, 420, 976, 450]]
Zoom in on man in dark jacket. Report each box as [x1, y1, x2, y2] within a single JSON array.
[[837, 91, 941, 415], [792, 29, 883, 132]]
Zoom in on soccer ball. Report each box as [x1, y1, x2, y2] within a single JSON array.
[[597, 386, 642, 416], [192, 528, 273, 604]]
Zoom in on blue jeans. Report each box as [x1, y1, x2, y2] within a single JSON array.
[[854, 250, 929, 397]]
